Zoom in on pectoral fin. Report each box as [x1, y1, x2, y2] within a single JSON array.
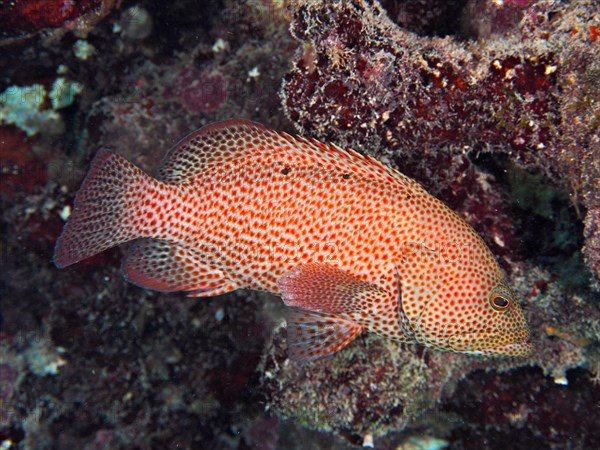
[[278, 264, 391, 361], [278, 263, 388, 314], [278, 264, 417, 352]]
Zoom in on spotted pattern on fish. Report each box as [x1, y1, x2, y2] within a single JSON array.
[[54, 120, 532, 362]]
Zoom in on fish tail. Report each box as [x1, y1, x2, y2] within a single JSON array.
[[54, 149, 162, 268]]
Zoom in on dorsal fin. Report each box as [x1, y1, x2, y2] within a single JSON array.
[[158, 119, 416, 188], [158, 120, 271, 182]]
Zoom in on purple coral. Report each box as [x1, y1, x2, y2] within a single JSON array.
[[165, 65, 228, 114]]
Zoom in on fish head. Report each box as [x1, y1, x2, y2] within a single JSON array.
[[443, 280, 532, 357], [406, 239, 532, 358]]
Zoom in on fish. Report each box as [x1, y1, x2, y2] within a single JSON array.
[[54, 119, 532, 361]]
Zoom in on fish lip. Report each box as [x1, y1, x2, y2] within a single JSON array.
[[447, 327, 533, 357], [490, 340, 534, 357]]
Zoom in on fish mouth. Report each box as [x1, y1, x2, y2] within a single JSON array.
[[488, 340, 534, 357], [447, 327, 533, 357]]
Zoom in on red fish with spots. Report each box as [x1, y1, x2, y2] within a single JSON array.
[[54, 120, 532, 361]]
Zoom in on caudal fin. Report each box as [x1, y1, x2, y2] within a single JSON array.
[[54, 149, 155, 268]]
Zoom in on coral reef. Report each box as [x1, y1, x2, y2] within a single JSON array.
[[259, 324, 483, 440], [443, 367, 600, 449], [269, 0, 600, 444], [282, 0, 600, 282], [1, 0, 599, 449]]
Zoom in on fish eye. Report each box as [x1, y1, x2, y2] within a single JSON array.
[[490, 293, 510, 311]]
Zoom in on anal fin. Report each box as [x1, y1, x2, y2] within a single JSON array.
[[286, 308, 362, 362], [122, 239, 238, 297]]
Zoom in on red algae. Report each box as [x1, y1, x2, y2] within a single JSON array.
[[0, 0, 121, 43], [0, 0, 101, 31]]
